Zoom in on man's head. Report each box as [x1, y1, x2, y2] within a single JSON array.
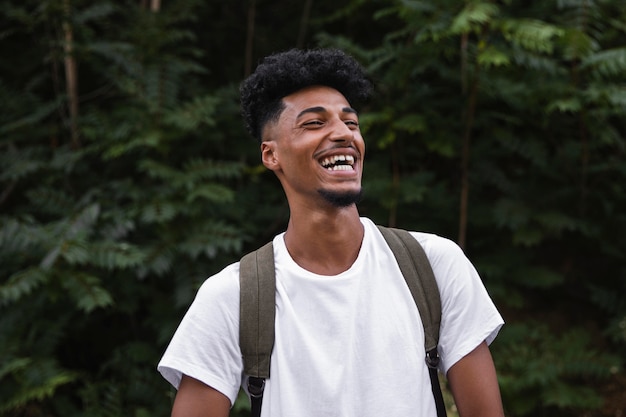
[[240, 48, 372, 143]]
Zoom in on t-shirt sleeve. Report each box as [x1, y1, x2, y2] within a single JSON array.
[[413, 233, 504, 375], [157, 263, 243, 406]]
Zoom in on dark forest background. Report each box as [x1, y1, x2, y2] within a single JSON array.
[[1, 0, 625, 416]]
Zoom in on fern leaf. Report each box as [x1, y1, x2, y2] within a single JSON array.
[[478, 45, 511, 67], [0, 99, 59, 135], [59, 239, 90, 265], [137, 244, 174, 278], [510, 48, 562, 73], [164, 95, 220, 130], [177, 221, 242, 259], [0, 146, 44, 181], [0, 267, 49, 306], [582, 47, 626, 78], [138, 158, 183, 182], [74, 2, 115, 24], [500, 19, 564, 54], [0, 375, 78, 414], [493, 199, 530, 229], [102, 131, 162, 160], [0, 218, 44, 255], [186, 184, 234, 204], [40, 204, 100, 269], [65, 204, 101, 239], [391, 113, 427, 134], [87, 41, 136, 75], [101, 384, 123, 417], [140, 201, 179, 224], [182, 158, 243, 180], [24, 187, 75, 216], [450, 2, 499, 35], [546, 97, 582, 113], [583, 83, 626, 111], [561, 27, 598, 61], [605, 87, 626, 109], [99, 215, 136, 241], [512, 227, 544, 247], [512, 266, 565, 289], [536, 211, 580, 233], [0, 357, 31, 379], [91, 241, 146, 270], [543, 384, 602, 409], [61, 273, 114, 312], [393, 0, 435, 14]]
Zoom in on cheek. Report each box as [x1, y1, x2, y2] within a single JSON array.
[[355, 136, 366, 157]]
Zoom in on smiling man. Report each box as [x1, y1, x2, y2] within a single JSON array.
[[158, 48, 505, 417]]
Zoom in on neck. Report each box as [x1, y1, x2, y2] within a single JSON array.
[[284, 204, 364, 276]]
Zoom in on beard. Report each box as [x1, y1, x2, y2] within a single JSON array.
[[317, 188, 363, 208]]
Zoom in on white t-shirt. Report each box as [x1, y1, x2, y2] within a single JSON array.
[[158, 217, 504, 417]]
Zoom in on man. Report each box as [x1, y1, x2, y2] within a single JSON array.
[[158, 48, 505, 417]]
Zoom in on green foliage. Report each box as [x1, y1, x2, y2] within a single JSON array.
[[1, 0, 625, 416], [496, 323, 620, 415], [0, 1, 246, 415]]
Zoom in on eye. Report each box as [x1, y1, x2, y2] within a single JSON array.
[[302, 120, 324, 128], [345, 119, 359, 129]]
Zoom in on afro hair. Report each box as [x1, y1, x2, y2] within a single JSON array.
[[240, 48, 372, 142]]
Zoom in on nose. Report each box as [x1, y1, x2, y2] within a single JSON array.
[[328, 119, 355, 142]]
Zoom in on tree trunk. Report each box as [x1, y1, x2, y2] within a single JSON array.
[[389, 139, 400, 228], [458, 34, 479, 250], [63, 0, 80, 148], [244, 0, 257, 77], [297, 0, 313, 48]]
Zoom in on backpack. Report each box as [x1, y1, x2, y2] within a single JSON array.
[[239, 226, 447, 417]]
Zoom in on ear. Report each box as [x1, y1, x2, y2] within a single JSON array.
[[261, 141, 280, 171]]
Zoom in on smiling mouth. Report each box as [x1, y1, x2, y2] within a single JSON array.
[[319, 154, 355, 171]]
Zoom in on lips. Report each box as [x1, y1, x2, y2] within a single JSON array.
[[319, 154, 355, 171]]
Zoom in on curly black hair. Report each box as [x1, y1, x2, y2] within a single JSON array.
[[240, 48, 372, 142]]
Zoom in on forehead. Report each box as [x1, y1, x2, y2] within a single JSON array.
[[280, 85, 352, 116]]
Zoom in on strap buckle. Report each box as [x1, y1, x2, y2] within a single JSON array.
[[247, 376, 266, 398], [425, 348, 440, 369]]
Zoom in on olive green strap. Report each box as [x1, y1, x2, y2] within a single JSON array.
[[239, 241, 275, 379], [376, 226, 441, 355], [377, 226, 446, 417]]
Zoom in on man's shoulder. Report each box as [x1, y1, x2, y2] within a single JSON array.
[[362, 217, 462, 257], [408, 231, 462, 253], [195, 262, 241, 302]]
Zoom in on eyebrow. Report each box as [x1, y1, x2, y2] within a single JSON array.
[[296, 106, 358, 120]]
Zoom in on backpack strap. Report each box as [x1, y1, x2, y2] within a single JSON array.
[[376, 226, 441, 354], [240, 227, 447, 417], [376, 226, 447, 417], [239, 241, 275, 416]]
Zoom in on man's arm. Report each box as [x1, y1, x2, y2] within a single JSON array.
[[447, 341, 505, 417], [171, 375, 231, 417]]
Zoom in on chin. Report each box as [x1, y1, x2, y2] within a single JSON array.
[[317, 188, 363, 208]]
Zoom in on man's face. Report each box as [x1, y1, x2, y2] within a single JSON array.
[[260, 85, 365, 209]]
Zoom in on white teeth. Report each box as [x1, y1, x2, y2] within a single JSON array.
[[327, 164, 353, 171], [320, 155, 355, 169]]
